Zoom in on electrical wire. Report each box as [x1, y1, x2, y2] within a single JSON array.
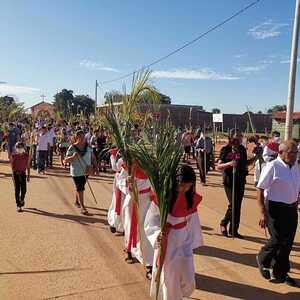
[[101, 0, 262, 85]]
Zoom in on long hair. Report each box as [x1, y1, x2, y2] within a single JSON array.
[[169, 164, 196, 213]]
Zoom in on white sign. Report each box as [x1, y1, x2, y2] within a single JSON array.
[[213, 113, 223, 123]]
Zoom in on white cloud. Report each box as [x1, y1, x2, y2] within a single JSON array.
[[80, 59, 120, 73], [234, 54, 247, 59], [248, 19, 289, 40], [0, 84, 40, 95], [234, 64, 267, 73], [259, 59, 273, 64], [151, 68, 240, 80], [280, 58, 300, 64]]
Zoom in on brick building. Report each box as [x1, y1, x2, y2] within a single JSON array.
[[222, 112, 272, 134], [30, 101, 55, 119], [100, 102, 272, 133]]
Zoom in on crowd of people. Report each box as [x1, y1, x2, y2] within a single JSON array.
[[1, 119, 300, 299]]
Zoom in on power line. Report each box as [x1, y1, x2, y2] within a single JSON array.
[[101, 0, 262, 85]]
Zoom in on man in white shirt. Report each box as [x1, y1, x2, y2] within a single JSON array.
[[256, 140, 299, 286], [37, 126, 50, 174]]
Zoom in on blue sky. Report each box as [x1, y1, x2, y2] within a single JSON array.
[[0, 0, 298, 113]]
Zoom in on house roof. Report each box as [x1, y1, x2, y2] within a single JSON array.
[[273, 111, 300, 120], [30, 101, 53, 109]]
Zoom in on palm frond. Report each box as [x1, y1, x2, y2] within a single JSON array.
[[104, 69, 159, 174], [130, 117, 183, 299]]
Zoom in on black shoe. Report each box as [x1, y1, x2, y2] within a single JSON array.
[[110, 226, 116, 233], [220, 225, 228, 237], [270, 277, 285, 284], [230, 232, 244, 239], [17, 207, 23, 213], [256, 255, 271, 280], [285, 276, 297, 287]]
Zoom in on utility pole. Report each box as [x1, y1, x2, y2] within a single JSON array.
[[95, 80, 98, 115], [285, 0, 300, 139], [40, 94, 46, 102]]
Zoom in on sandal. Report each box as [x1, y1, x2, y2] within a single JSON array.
[[125, 252, 134, 264], [146, 266, 153, 280], [110, 226, 116, 233], [74, 200, 81, 208], [81, 208, 89, 215]]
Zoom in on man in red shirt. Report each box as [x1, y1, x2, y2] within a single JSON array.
[[11, 142, 31, 212]]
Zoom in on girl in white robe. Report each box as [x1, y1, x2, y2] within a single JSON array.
[[145, 165, 204, 300], [107, 149, 126, 233], [123, 161, 154, 279]]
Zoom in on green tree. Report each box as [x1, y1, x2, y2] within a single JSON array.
[[212, 108, 221, 114], [0, 96, 25, 122], [267, 105, 286, 114], [53, 89, 74, 117], [104, 90, 124, 104], [72, 95, 95, 115]]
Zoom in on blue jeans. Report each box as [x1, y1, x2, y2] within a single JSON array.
[[38, 150, 48, 172]]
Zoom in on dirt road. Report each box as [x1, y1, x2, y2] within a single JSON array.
[[0, 153, 299, 299]]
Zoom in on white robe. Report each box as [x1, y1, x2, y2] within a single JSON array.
[[123, 178, 154, 266], [145, 201, 204, 300], [254, 159, 266, 184], [107, 157, 125, 232]]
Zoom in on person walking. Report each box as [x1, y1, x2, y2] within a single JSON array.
[[256, 140, 300, 286], [195, 130, 213, 185], [7, 122, 20, 160], [217, 128, 249, 238], [10, 142, 31, 212], [263, 131, 281, 163], [145, 165, 203, 300], [37, 126, 49, 174], [31, 127, 38, 170], [64, 130, 96, 215], [47, 124, 56, 168], [181, 130, 193, 162]]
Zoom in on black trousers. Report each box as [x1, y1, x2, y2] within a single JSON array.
[[48, 146, 54, 167], [220, 180, 245, 234], [38, 150, 48, 171], [32, 145, 37, 169], [13, 172, 27, 206], [258, 200, 298, 279], [197, 151, 211, 184]]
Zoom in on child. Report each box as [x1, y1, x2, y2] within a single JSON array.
[[145, 165, 203, 300], [11, 142, 31, 212]]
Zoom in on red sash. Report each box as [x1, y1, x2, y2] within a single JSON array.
[[127, 187, 151, 251], [156, 221, 187, 268], [115, 188, 122, 216]]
